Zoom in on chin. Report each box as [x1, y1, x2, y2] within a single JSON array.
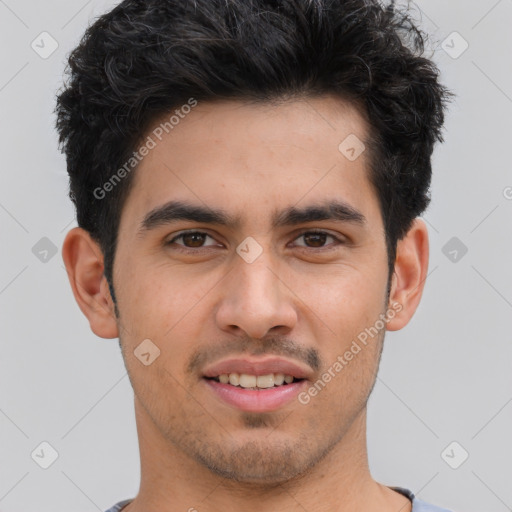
[[189, 436, 328, 485]]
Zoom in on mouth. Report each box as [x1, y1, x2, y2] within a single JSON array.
[[205, 372, 303, 389], [201, 357, 311, 412]]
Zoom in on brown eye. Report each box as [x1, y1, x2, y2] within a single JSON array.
[[303, 232, 328, 247], [181, 232, 207, 247], [293, 230, 341, 249], [167, 231, 218, 249]]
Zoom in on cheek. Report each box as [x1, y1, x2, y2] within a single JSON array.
[[298, 338, 381, 427], [117, 257, 211, 329], [297, 272, 386, 411], [293, 262, 388, 338]]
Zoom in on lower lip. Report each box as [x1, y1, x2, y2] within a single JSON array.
[[204, 378, 307, 412]]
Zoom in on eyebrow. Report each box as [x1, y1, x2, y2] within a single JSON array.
[[137, 199, 366, 236]]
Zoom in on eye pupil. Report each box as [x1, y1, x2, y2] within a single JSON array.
[[183, 232, 206, 247], [304, 232, 327, 247]]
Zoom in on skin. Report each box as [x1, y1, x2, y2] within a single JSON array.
[[62, 95, 429, 512]]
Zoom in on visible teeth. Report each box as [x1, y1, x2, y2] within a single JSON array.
[[274, 373, 285, 385], [239, 374, 257, 388], [256, 374, 274, 388], [216, 372, 297, 388]]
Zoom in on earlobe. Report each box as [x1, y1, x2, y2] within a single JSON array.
[[386, 218, 429, 331], [62, 227, 119, 339]]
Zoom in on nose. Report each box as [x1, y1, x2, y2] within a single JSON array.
[[214, 247, 298, 340]]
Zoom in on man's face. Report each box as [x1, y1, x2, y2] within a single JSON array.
[[112, 96, 391, 483]]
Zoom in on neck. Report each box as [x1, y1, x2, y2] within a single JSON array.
[[124, 399, 411, 512]]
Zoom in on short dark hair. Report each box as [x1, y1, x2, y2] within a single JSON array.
[[55, 0, 453, 307]]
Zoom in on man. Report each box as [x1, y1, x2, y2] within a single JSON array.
[[56, 0, 454, 510]]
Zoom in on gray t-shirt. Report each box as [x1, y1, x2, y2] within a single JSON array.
[[104, 487, 453, 511]]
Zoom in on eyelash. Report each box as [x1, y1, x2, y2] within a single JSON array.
[[165, 229, 345, 253]]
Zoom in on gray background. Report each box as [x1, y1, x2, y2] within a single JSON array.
[[1, 0, 511, 511]]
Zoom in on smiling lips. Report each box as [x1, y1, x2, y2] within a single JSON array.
[[202, 357, 311, 412]]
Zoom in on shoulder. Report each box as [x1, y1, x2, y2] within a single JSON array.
[[104, 499, 133, 512], [412, 497, 454, 512], [104, 494, 456, 512], [391, 486, 453, 512]]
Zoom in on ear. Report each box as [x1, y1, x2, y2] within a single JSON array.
[[62, 227, 119, 339], [386, 218, 429, 331]]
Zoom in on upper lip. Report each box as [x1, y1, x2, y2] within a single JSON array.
[[202, 357, 312, 380]]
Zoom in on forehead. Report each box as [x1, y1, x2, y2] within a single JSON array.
[[121, 95, 379, 231]]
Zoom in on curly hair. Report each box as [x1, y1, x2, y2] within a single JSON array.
[[55, 0, 453, 306]]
